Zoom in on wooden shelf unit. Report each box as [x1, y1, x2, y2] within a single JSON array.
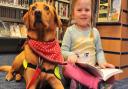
[[96, 0, 128, 80]]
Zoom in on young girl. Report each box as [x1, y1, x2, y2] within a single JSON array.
[[61, 0, 115, 89]]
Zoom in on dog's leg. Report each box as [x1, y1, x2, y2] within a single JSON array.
[[45, 74, 64, 89], [5, 51, 25, 81], [5, 69, 14, 81], [24, 68, 40, 89], [15, 73, 22, 81]]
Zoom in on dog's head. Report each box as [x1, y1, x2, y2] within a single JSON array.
[[23, 2, 62, 41]]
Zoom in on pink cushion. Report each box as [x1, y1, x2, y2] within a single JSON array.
[[63, 63, 100, 89]]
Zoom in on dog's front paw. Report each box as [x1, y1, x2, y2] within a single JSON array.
[[5, 73, 14, 81], [15, 74, 22, 81]]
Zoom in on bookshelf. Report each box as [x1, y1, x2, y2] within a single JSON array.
[[0, 1, 28, 52], [54, 0, 71, 43], [96, 0, 128, 80], [55, 0, 70, 20]]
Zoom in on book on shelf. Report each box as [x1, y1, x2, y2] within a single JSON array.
[[0, 0, 29, 8], [10, 25, 16, 37], [109, 0, 121, 22], [55, 1, 59, 14], [56, 27, 63, 41], [93, 0, 99, 25], [0, 6, 24, 21], [76, 62, 123, 81], [14, 24, 22, 37], [14, 0, 19, 6], [0, 21, 10, 37], [19, 25, 27, 38], [98, 0, 109, 22], [58, 2, 69, 19]]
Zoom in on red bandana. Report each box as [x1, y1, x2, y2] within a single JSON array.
[[28, 39, 64, 64], [26, 39, 66, 89]]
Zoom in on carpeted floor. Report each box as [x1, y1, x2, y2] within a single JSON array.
[[0, 72, 25, 89], [112, 78, 128, 89]]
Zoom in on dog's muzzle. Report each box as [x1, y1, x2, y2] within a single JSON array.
[[34, 10, 42, 24]]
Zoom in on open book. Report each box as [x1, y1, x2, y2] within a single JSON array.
[[76, 63, 123, 81]]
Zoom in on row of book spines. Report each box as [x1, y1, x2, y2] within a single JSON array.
[[55, 1, 70, 19], [29, 0, 49, 5], [0, 0, 45, 8], [0, 0, 29, 7], [0, 0, 71, 7], [56, 25, 67, 41], [0, 7, 24, 19]]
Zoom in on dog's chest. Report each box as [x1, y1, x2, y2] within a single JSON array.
[[24, 45, 55, 70]]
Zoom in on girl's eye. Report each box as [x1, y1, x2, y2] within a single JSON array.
[[85, 9, 90, 11], [77, 8, 90, 12], [32, 6, 36, 10], [44, 6, 49, 10], [77, 9, 82, 11]]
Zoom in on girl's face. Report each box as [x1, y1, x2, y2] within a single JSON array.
[[73, 0, 91, 28]]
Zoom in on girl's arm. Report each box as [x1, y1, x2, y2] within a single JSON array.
[[61, 28, 75, 60], [94, 28, 114, 68], [94, 28, 107, 65]]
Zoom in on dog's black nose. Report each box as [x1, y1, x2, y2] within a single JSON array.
[[35, 10, 41, 17], [34, 10, 42, 24]]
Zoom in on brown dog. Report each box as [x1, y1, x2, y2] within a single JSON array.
[[0, 2, 65, 89]]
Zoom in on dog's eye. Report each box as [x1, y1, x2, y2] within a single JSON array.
[[44, 6, 49, 10], [32, 6, 36, 10]]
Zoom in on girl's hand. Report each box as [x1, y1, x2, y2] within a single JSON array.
[[99, 62, 115, 69], [67, 54, 78, 64]]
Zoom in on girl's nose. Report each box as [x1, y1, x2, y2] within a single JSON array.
[[81, 11, 87, 16]]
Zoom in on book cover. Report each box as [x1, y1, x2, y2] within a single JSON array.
[[13, 23, 21, 37], [92, 0, 99, 26], [0, 21, 10, 37], [76, 62, 123, 81], [110, 0, 121, 22], [98, 0, 109, 22], [10, 25, 16, 37], [58, 2, 69, 19], [55, 1, 59, 14], [19, 24, 27, 38], [0, 20, 6, 37]]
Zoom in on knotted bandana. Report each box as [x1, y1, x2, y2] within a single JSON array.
[[28, 39, 64, 64]]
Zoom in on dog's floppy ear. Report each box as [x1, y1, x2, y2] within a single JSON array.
[[23, 12, 30, 29], [54, 10, 62, 28]]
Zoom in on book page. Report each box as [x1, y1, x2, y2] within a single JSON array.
[[76, 63, 102, 78], [76, 62, 123, 81], [99, 68, 123, 81]]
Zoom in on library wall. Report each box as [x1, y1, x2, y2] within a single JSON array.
[[96, 0, 128, 80]]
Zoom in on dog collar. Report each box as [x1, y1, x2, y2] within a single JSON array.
[[28, 39, 67, 65]]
